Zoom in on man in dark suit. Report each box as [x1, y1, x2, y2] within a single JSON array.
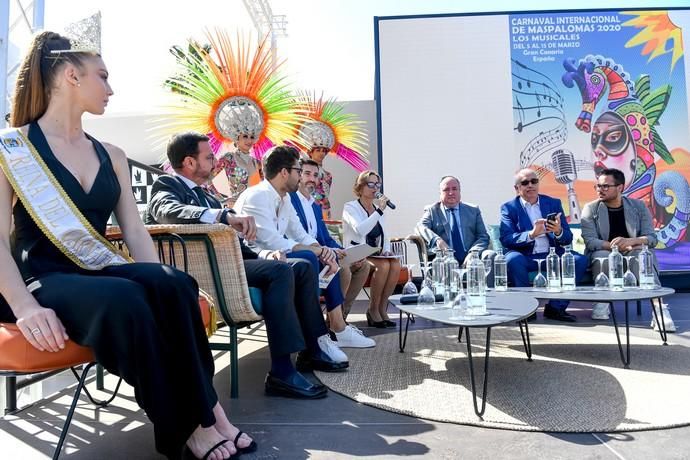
[[500, 168, 588, 322], [289, 159, 371, 320], [147, 132, 349, 399], [415, 176, 490, 265]]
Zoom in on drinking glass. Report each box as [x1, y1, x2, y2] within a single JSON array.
[[533, 258, 547, 289], [482, 257, 492, 290], [623, 256, 638, 289], [449, 268, 471, 320], [594, 257, 610, 290], [417, 262, 436, 309], [402, 263, 418, 295]]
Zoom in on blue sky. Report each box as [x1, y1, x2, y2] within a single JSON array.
[[19, 1, 690, 113]]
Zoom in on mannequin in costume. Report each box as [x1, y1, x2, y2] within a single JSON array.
[[163, 30, 301, 207], [293, 92, 369, 220]]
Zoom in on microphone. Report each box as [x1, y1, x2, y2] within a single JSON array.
[[375, 191, 397, 210], [551, 149, 582, 222]]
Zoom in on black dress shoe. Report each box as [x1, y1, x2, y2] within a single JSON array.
[[543, 307, 576, 322], [296, 349, 349, 373], [265, 372, 328, 399], [383, 319, 396, 328]]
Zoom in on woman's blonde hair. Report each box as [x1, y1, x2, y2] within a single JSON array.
[[353, 170, 380, 197], [10, 31, 97, 127]]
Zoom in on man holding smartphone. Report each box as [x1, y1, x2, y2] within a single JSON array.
[[499, 168, 589, 321]]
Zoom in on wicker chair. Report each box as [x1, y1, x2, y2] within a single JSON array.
[[141, 224, 262, 399]]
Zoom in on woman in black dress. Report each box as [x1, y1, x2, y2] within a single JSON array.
[[0, 32, 253, 460]]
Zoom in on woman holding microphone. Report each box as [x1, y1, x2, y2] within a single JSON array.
[[342, 171, 401, 328]]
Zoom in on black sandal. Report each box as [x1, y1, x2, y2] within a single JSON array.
[[233, 431, 258, 454], [202, 439, 230, 460]]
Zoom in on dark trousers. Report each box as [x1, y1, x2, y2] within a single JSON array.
[[243, 258, 328, 358], [288, 250, 344, 311], [23, 263, 215, 459], [505, 250, 589, 311]]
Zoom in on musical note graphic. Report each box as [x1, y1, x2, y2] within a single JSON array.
[[512, 58, 590, 223]]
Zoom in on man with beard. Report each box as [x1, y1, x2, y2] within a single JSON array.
[[147, 132, 350, 400], [290, 159, 371, 322], [235, 146, 375, 348], [580, 168, 675, 330]]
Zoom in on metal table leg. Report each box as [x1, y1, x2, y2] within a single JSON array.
[[398, 309, 413, 353], [518, 320, 533, 361], [464, 327, 491, 417], [650, 297, 668, 345], [610, 301, 631, 368]]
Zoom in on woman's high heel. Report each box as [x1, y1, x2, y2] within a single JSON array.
[[366, 311, 386, 328]]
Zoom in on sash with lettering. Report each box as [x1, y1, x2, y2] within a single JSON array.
[[0, 128, 132, 270]]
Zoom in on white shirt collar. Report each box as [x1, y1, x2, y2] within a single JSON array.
[[520, 196, 540, 208], [298, 190, 315, 205], [173, 172, 199, 191]]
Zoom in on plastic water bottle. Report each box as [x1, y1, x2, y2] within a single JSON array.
[[561, 245, 576, 290], [466, 251, 486, 314], [638, 246, 655, 289], [493, 248, 508, 291], [546, 247, 561, 291], [608, 245, 624, 291], [432, 248, 446, 300]]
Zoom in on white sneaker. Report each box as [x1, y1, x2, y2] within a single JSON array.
[[317, 334, 349, 363], [591, 302, 610, 320], [651, 303, 677, 333], [334, 325, 376, 348]]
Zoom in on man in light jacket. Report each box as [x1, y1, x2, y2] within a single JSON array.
[[581, 168, 673, 329]]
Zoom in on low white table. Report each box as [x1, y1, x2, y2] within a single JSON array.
[[510, 286, 674, 368], [389, 292, 538, 416]]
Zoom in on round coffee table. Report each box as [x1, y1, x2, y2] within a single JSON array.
[[510, 286, 674, 368], [389, 292, 538, 416]]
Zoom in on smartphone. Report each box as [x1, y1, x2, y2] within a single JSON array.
[[546, 212, 558, 222]]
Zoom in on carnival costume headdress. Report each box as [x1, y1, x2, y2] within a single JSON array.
[[161, 29, 302, 161], [292, 91, 369, 171]]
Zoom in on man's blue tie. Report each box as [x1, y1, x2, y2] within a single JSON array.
[[449, 208, 466, 263]]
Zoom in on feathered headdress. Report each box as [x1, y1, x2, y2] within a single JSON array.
[[159, 29, 302, 161], [292, 91, 369, 171]]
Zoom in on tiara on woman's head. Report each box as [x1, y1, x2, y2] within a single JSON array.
[[50, 12, 101, 55]]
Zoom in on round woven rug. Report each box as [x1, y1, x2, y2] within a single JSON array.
[[315, 325, 690, 432]]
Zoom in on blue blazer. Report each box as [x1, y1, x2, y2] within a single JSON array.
[[499, 194, 573, 256], [289, 192, 341, 249]]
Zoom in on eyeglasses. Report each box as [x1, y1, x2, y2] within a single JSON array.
[[288, 167, 303, 174], [366, 182, 382, 189], [519, 178, 539, 186], [594, 183, 621, 191]]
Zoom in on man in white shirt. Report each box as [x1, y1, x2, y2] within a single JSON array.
[[234, 146, 375, 349]]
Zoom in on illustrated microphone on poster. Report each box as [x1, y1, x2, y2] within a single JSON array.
[[375, 191, 397, 210], [551, 148, 582, 223]]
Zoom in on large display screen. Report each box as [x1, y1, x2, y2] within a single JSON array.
[[375, 8, 690, 271]]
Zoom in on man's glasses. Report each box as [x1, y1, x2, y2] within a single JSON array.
[[366, 182, 382, 189], [519, 178, 539, 186], [594, 183, 621, 191], [289, 167, 303, 173]]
